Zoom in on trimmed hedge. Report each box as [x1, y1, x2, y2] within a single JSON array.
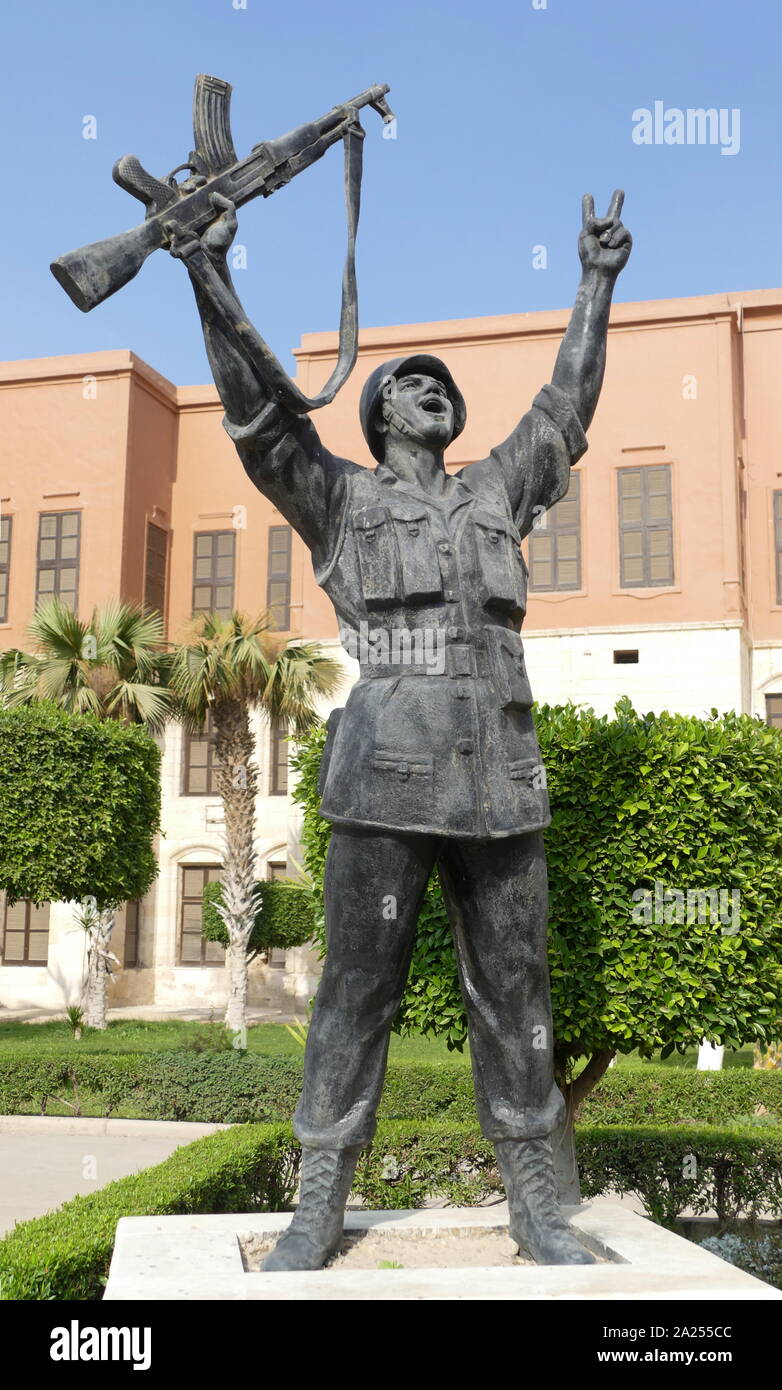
[[202, 879, 315, 956], [578, 1124, 782, 1228], [3, 1053, 782, 1126], [580, 1067, 782, 1127], [3, 1119, 781, 1298]]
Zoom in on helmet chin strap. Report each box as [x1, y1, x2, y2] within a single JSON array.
[[381, 401, 427, 444], [380, 377, 436, 450]]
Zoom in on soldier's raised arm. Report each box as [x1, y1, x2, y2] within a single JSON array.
[[482, 190, 632, 537], [169, 195, 349, 555]]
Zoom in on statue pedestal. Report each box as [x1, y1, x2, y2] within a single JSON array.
[[103, 1201, 780, 1301]]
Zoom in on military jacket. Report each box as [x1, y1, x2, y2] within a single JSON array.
[[225, 383, 587, 839]]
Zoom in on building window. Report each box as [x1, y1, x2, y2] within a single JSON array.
[[36, 511, 80, 610], [124, 900, 141, 967], [267, 525, 292, 630], [528, 472, 581, 591], [269, 717, 289, 796], [192, 531, 235, 617], [267, 860, 288, 882], [766, 694, 782, 731], [774, 491, 782, 606], [617, 466, 674, 588], [144, 522, 168, 620], [0, 515, 11, 623], [2, 898, 50, 965], [179, 865, 225, 966], [182, 711, 223, 795]]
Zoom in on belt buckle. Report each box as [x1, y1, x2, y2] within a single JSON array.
[[447, 644, 476, 679]]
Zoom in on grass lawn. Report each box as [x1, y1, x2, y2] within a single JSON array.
[[0, 1018, 471, 1064]]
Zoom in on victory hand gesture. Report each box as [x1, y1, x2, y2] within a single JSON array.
[[579, 190, 632, 277]]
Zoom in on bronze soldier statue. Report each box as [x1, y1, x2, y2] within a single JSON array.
[[169, 183, 631, 1270]]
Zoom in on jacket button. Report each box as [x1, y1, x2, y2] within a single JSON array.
[[397, 762, 410, 779], [488, 533, 500, 545], [456, 739, 474, 755], [365, 532, 376, 543], [438, 542, 453, 555], [447, 626, 464, 641], [408, 525, 420, 537]]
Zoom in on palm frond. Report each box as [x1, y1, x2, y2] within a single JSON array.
[[264, 642, 343, 733]]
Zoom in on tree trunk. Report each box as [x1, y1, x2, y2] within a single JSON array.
[[82, 908, 115, 1031], [225, 938, 250, 1033], [213, 699, 259, 1037], [554, 1048, 616, 1205], [551, 1105, 581, 1205]]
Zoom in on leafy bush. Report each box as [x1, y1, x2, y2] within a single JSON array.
[[358, 1122, 782, 1228], [578, 1066, 782, 1127], [0, 704, 160, 908], [578, 1124, 782, 1228], [701, 1231, 782, 1288], [5, 1050, 782, 1130], [202, 879, 315, 958], [292, 706, 782, 1079], [0, 1123, 296, 1301]]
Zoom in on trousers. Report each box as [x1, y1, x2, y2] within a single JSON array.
[[293, 824, 565, 1149]]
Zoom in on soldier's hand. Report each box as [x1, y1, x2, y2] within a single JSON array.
[[165, 193, 238, 267], [579, 190, 632, 278], [201, 194, 239, 263]]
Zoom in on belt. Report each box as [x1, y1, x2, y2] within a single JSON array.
[[361, 643, 493, 680]]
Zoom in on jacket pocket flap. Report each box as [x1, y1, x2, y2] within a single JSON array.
[[354, 505, 390, 531], [388, 502, 429, 523], [371, 749, 434, 776], [472, 509, 521, 545]]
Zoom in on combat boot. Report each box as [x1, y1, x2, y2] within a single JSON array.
[[262, 1144, 362, 1272], [495, 1135, 596, 1265]]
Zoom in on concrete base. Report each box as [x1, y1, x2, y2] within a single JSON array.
[[104, 1200, 781, 1301]]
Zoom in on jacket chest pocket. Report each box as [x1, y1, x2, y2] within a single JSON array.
[[353, 504, 443, 608], [353, 506, 397, 608], [391, 506, 443, 603], [473, 510, 527, 616]]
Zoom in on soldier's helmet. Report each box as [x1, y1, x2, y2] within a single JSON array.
[[359, 354, 467, 464]]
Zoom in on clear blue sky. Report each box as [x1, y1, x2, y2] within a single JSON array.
[[2, 0, 780, 384]]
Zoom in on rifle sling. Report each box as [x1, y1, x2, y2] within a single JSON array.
[[185, 122, 364, 413]]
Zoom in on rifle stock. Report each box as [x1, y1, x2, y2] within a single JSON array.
[[51, 219, 165, 313], [51, 80, 393, 314]]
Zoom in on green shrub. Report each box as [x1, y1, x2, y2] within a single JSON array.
[[359, 1123, 782, 1228], [579, 1066, 782, 1127], [202, 879, 315, 958], [4, 1051, 782, 1128], [0, 1123, 296, 1301], [0, 703, 160, 909], [292, 707, 782, 1079], [578, 1125, 782, 1229]]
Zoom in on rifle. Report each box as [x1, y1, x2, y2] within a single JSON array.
[[51, 75, 393, 315]]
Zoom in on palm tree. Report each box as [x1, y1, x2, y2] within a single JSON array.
[[0, 598, 173, 1028], [170, 612, 341, 1033]]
